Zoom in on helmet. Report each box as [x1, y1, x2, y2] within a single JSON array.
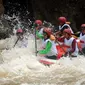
[[17, 29, 23, 33], [35, 20, 43, 25], [43, 28, 52, 36], [58, 17, 66, 24], [63, 29, 72, 35], [81, 24, 85, 28]]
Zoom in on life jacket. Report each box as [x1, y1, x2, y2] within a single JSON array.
[[71, 34, 84, 51], [76, 39, 82, 51], [79, 33, 85, 48], [38, 28, 44, 35], [64, 37, 79, 56], [79, 33, 84, 37], [42, 39, 58, 56], [59, 24, 73, 34]]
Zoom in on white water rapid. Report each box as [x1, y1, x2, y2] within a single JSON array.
[[0, 34, 85, 85]]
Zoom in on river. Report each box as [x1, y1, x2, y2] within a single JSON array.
[[0, 34, 85, 85]]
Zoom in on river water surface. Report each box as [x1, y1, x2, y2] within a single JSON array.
[[0, 34, 85, 85]]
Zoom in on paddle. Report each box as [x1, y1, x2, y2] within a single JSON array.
[[78, 47, 85, 57], [56, 40, 67, 56], [34, 25, 37, 56], [56, 40, 67, 52], [56, 40, 72, 59], [6, 36, 20, 50], [71, 35, 78, 39], [74, 31, 80, 37], [80, 50, 85, 57], [13, 36, 20, 47]]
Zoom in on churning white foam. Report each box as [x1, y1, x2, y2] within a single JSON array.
[[0, 35, 85, 85]]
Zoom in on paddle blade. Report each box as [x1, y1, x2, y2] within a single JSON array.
[[56, 44, 69, 59], [39, 59, 54, 65]]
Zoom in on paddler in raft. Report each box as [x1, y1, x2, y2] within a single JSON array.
[[55, 28, 79, 57], [55, 16, 73, 38], [79, 24, 85, 54], [37, 28, 58, 59], [15, 28, 28, 48], [33, 20, 44, 38], [34, 20, 53, 39]]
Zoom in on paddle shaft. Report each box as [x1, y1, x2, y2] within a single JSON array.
[[80, 50, 85, 57], [34, 27, 37, 56], [56, 40, 66, 53], [79, 48, 85, 57], [56, 40, 72, 59], [13, 37, 20, 47]]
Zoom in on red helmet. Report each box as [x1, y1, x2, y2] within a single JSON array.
[[63, 29, 72, 35], [35, 20, 43, 25], [17, 28, 23, 33], [43, 28, 52, 36], [81, 24, 85, 28], [58, 17, 66, 24]]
